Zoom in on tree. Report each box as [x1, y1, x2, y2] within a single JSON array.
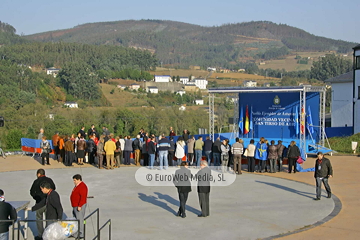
[[58, 62, 101, 100], [310, 54, 352, 81]]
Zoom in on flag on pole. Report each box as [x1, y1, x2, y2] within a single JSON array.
[[239, 105, 244, 134], [249, 106, 253, 132], [300, 107, 305, 134], [295, 105, 299, 135], [244, 105, 249, 134], [307, 105, 314, 134]]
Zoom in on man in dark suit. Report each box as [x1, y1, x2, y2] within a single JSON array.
[[173, 162, 192, 218], [196, 161, 211, 217]]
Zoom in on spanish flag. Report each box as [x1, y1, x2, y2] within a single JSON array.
[[244, 105, 250, 134]]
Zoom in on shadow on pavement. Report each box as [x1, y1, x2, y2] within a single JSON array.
[[255, 180, 315, 199], [154, 192, 201, 215], [138, 193, 177, 215]]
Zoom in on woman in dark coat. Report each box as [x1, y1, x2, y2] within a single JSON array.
[[287, 141, 301, 173]]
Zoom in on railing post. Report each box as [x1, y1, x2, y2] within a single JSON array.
[[83, 219, 86, 240], [109, 219, 111, 240], [97, 209, 100, 240]]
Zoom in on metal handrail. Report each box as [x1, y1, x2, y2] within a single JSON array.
[[0, 220, 15, 240], [17, 219, 80, 240], [91, 219, 111, 240], [84, 208, 100, 239]]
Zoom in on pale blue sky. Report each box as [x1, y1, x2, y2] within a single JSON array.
[[1, 0, 359, 43]]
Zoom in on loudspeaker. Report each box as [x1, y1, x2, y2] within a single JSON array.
[[0, 117, 4, 127]]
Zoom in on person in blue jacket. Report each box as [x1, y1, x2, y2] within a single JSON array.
[[255, 137, 268, 173]]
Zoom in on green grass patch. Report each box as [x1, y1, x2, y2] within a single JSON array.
[[327, 133, 360, 153]]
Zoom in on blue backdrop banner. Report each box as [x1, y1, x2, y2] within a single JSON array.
[[238, 92, 320, 140]]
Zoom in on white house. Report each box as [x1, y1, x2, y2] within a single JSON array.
[[193, 78, 208, 89], [117, 85, 126, 90], [325, 72, 353, 127], [179, 105, 186, 111], [353, 44, 360, 133], [130, 83, 140, 90], [179, 77, 189, 85], [195, 99, 204, 105], [243, 80, 257, 87], [154, 75, 171, 82], [176, 90, 186, 96], [46, 67, 60, 77], [147, 86, 159, 94], [207, 67, 216, 72], [64, 102, 78, 108]]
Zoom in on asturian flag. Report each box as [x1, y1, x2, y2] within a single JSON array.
[[239, 105, 244, 133], [307, 105, 314, 134], [295, 105, 299, 135]]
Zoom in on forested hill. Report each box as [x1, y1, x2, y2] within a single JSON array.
[[26, 20, 358, 67], [0, 21, 28, 45]]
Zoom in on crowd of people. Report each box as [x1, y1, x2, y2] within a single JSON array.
[[37, 125, 306, 174]]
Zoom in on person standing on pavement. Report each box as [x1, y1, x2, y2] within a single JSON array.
[[212, 138, 222, 169], [287, 141, 300, 173], [246, 139, 256, 172], [97, 136, 105, 169], [148, 137, 156, 169], [203, 136, 213, 166], [29, 169, 56, 240], [186, 135, 195, 166], [40, 136, 51, 165], [37, 128, 44, 140], [168, 136, 175, 167], [157, 134, 170, 170], [0, 189, 17, 240], [51, 132, 59, 161], [196, 161, 211, 217], [231, 138, 244, 174], [314, 152, 333, 200], [70, 174, 88, 239], [173, 162, 191, 218], [194, 136, 204, 168], [267, 140, 278, 173], [132, 135, 142, 166], [276, 140, 285, 172], [124, 136, 133, 165], [104, 137, 116, 170]]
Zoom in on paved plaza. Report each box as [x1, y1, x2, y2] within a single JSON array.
[[0, 156, 344, 240]]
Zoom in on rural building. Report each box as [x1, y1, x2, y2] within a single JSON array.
[[238, 69, 246, 72], [179, 105, 186, 111], [130, 83, 140, 90], [325, 72, 353, 128], [176, 90, 186, 96], [184, 84, 198, 92], [46, 67, 60, 77], [243, 80, 257, 87], [180, 77, 189, 85], [117, 85, 126, 90], [353, 44, 360, 133], [147, 86, 159, 94], [191, 78, 208, 89], [195, 99, 204, 105], [64, 102, 78, 108], [154, 75, 171, 82], [207, 67, 216, 72], [189, 65, 201, 70]]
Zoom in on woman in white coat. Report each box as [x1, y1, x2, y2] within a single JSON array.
[[175, 137, 186, 166]]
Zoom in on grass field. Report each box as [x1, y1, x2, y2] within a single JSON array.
[[259, 51, 352, 71], [100, 83, 148, 107]]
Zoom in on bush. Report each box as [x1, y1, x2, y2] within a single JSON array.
[[6, 129, 23, 149]]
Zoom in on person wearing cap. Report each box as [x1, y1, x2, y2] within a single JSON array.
[[0, 189, 17, 240], [314, 152, 333, 200]]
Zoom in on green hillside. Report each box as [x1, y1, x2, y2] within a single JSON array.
[[26, 20, 358, 68]]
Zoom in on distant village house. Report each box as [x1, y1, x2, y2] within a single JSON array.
[[154, 75, 171, 82], [64, 102, 78, 108], [46, 67, 60, 77], [147, 86, 159, 94], [130, 83, 141, 90]]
